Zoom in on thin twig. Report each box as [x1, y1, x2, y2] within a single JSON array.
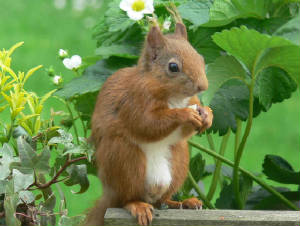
[[29, 156, 87, 190]]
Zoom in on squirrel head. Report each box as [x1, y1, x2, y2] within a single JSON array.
[[138, 23, 208, 98]]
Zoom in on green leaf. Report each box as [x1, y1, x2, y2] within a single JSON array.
[[178, 0, 211, 28], [12, 169, 34, 192], [209, 79, 249, 135], [274, 12, 300, 46], [95, 44, 139, 59], [0, 180, 7, 194], [254, 67, 297, 111], [74, 92, 98, 120], [55, 57, 136, 100], [12, 125, 30, 140], [263, 155, 300, 184], [212, 26, 294, 73], [65, 164, 89, 194], [58, 215, 85, 226], [48, 129, 73, 147], [246, 187, 300, 210], [254, 45, 300, 86], [190, 153, 205, 182], [201, 56, 247, 105], [4, 193, 21, 226], [216, 173, 252, 209], [188, 27, 222, 64], [0, 143, 14, 180], [18, 190, 35, 204], [17, 137, 50, 173], [105, 0, 135, 33], [204, 0, 271, 27], [17, 136, 37, 168], [35, 147, 51, 174], [182, 152, 205, 195]]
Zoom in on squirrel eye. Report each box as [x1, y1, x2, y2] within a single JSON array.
[[168, 62, 179, 72]]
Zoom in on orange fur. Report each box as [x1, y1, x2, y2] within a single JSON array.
[[86, 22, 213, 226]]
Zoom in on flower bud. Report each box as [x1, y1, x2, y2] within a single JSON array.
[[59, 49, 68, 59], [53, 75, 63, 85]]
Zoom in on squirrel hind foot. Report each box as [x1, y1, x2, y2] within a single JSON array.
[[124, 201, 154, 226]]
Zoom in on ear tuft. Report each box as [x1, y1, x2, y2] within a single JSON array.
[[175, 23, 187, 40], [147, 26, 165, 49]]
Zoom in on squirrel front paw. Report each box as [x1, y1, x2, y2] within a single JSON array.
[[196, 106, 213, 133], [177, 108, 204, 130]]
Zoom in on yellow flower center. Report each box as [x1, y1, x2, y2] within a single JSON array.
[[132, 0, 145, 12]]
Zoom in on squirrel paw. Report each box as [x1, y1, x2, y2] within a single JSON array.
[[182, 197, 203, 210], [196, 106, 213, 133], [124, 201, 154, 226]]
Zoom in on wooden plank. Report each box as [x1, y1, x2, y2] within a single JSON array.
[[104, 208, 300, 226]]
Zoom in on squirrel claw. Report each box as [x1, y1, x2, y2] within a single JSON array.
[[182, 197, 203, 210], [124, 202, 154, 226]]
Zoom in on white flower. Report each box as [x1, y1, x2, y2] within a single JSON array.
[[59, 49, 68, 58], [53, 75, 62, 85], [63, 55, 82, 70], [120, 0, 154, 21], [163, 20, 171, 30]]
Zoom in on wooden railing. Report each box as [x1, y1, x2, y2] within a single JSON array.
[[104, 208, 300, 226]]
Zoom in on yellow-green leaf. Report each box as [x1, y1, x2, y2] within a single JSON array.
[[7, 42, 24, 57], [24, 65, 43, 83], [40, 89, 57, 105], [34, 116, 41, 134], [0, 62, 18, 80]]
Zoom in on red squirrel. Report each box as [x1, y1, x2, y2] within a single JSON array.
[[85, 20, 213, 226]]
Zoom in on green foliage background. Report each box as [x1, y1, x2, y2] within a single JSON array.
[[0, 0, 299, 221]]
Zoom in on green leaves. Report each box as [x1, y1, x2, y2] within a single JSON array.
[[55, 57, 136, 100], [17, 137, 50, 174], [65, 164, 89, 194], [274, 12, 300, 46], [209, 79, 249, 135], [204, 0, 270, 27], [212, 26, 293, 73], [216, 173, 252, 209], [254, 67, 297, 111], [178, 0, 211, 28], [201, 56, 247, 106], [263, 155, 300, 185], [0, 143, 14, 180], [12, 169, 34, 192]]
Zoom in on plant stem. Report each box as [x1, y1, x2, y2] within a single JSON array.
[[188, 140, 299, 210], [206, 133, 217, 164], [206, 133, 216, 151], [206, 129, 230, 201], [6, 119, 15, 143], [234, 118, 242, 159], [187, 171, 215, 209], [75, 109, 87, 138], [233, 79, 255, 209], [65, 101, 80, 144]]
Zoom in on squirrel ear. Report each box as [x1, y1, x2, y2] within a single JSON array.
[[147, 26, 165, 49], [175, 23, 187, 40]]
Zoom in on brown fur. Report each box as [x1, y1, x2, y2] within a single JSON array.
[[86, 23, 213, 226]]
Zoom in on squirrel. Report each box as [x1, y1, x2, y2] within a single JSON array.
[[85, 16, 213, 226]]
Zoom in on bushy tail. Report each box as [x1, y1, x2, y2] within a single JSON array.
[[85, 195, 112, 226]]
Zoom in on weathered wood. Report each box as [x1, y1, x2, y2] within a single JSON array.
[[104, 208, 300, 226]]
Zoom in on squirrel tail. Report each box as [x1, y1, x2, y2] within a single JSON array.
[[85, 194, 113, 226]]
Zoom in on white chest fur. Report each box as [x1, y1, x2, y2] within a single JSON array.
[[139, 97, 191, 191]]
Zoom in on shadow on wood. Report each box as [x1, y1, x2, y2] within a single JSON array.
[[104, 208, 300, 226]]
